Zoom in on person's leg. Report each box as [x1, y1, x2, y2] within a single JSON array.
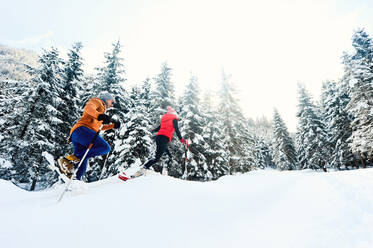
[[143, 135, 169, 169], [86, 134, 111, 157], [71, 127, 110, 180], [71, 141, 89, 180], [165, 147, 172, 160]]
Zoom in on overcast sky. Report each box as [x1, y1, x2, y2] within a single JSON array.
[[2, 0, 373, 131]]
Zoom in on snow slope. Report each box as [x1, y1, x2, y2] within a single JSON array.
[[1, 169, 373, 248]]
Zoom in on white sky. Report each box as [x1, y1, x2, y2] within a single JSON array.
[[2, 0, 373, 131]]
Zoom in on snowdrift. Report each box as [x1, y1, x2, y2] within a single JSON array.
[[1, 169, 373, 248]]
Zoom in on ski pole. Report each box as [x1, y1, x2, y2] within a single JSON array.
[[57, 125, 103, 203], [184, 144, 188, 162], [182, 139, 189, 180], [99, 130, 116, 180]]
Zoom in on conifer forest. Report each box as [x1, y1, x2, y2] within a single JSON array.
[[1, 28, 373, 191]]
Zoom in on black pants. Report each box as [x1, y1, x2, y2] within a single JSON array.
[[144, 135, 171, 169]]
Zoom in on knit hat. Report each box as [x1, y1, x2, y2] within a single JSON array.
[[167, 106, 177, 115], [99, 92, 115, 102]]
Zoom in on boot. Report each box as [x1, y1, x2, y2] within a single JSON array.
[[57, 154, 80, 178]]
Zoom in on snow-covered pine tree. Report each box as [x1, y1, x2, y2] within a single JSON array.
[[10, 47, 66, 190], [139, 78, 152, 110], [78, 74, 101, 107], [87, 40, 130, 181], [253, 137, 274, 169], [233, 111, 256, 173], [199, 89, 229, 179], [63, 42, 84, 94], [95, 40, 129, 113], [149, 62, 176, 125], [321, 80, 355, 170], [296, 84, 330, 171], [105, 81, 154, 178], [135, 63, 178, 175], [218, 71, 255, 174], [58, 42, 84, 140], [343, 29, 373, 166], [176, 75, 211, 180], [0, 79, 32, 180], [272, 109, 297, 170], [250, 117, 275, 169]]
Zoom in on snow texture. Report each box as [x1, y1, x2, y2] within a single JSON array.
[[1, 169, 373, 248]]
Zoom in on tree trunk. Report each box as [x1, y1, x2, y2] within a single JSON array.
[[320, 160, 327, 172], [359, 152, 366, 169], [29, 156, 42, 191], [30, 178, 37, 191]]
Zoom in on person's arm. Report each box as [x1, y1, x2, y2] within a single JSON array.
[[102, 119, 120, 131], [173, 119, 183, 140], [102, 124, 115, 131], [152, 125, 161, 133]]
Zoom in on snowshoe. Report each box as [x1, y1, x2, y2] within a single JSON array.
[[57, 154, 80, 179], [118, 172, 130, 181], [131, 167, 149, 179], [42, 152, 77, 189]]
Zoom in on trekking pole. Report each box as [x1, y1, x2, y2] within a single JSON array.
[[57, 125, 103, 203], [182, 139, 190, 180], [99, 130, 116, 180]]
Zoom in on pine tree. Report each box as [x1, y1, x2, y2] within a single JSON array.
[[272, 109, 297, 170], [10, 47, 66, 190], [87, 40, 130, 181], [63, 42, 84, 93], [105, 81, 154, 178], [139, 78, 152, 110], [96, 40, 126, 91], [218, 71, 255, 174], [0, 79, 32, 180], [177, 75, 210, 180], [296, 84, 329, 171], [199, 90, 229, 179], [321, 80, 355, 170], [58, 42, 84, 140], [250, 117, 275, 169], [149, 62, 176, 125], [343, 29, 373, 165], [78, 75, 101, 107], [253, 137, 274, 169]]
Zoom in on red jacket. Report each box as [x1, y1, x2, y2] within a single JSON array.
[[157, 113, 179, 141]]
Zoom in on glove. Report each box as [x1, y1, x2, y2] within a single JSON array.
[[97, 114, 111, 124], [113, 120, 121, 129], [180, 138, 189, 146], [106, 129, 115, 134]]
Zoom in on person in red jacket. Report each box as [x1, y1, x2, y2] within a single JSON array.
[[133, 106, 188, 177]]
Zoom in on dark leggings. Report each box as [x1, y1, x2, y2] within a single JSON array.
[[144, 135, 171, 169]]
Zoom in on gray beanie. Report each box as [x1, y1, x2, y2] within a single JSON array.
[[99, 92, 115, 102]]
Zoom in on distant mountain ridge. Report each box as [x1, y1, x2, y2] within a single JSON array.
[[0, 44, 38, 81]]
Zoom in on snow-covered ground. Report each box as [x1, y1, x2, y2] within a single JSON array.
[[1, 168, 373, 248]]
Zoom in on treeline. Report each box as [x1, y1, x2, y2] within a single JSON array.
[[0, 28, 372, 191], [0, 41, 260, 190], [294, 28, 373, 172]]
